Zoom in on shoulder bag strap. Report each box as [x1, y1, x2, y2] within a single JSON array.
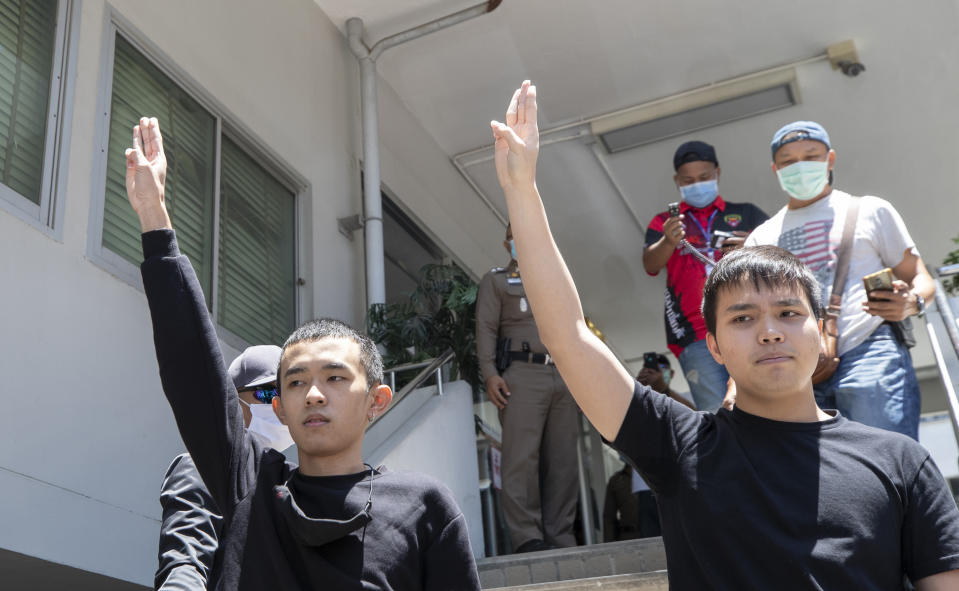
[[828, 196, 860, 310]]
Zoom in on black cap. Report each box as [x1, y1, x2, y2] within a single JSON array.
[[673, 141, 718, 171]]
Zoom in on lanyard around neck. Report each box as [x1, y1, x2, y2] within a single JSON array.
[[685, 208, 718, 242]]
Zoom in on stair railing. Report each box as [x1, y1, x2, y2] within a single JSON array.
[[371, 349, 455, 429], [925, 266, 959, 455]]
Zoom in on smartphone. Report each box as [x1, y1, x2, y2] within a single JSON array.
[[863, 268, 894, 300], [667, 202, 681, 217], [710, 230, 735, 249], [643, 352, 660, 369]]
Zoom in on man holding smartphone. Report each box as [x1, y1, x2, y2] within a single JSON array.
[[643, 141, 768, 411], [745, 121, 935, 439]]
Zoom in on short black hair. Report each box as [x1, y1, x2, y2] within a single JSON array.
[[656, 354, 670, 368], [277, 318, 384, 394], [701, 246, 822, 335]]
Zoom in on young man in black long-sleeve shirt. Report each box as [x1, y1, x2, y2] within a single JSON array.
[[126, 117, 480, 590]]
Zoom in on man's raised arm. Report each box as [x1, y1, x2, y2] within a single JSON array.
[[126, 117, 252, 511], [490, 82, 633, 440]]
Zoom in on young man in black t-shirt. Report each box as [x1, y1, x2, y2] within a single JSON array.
[[490, 81, 959, 589], [125, 117, 480, 590]]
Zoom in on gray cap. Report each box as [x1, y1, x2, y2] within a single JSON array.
[[228, 345, 282, 389]]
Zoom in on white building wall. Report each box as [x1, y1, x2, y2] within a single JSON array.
[[364, 381, 485, 559], [0, 0, 501, 585]]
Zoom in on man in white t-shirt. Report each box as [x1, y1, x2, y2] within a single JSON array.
[[744, 121, 935, 439]]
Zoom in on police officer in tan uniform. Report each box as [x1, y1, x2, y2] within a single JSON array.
[[476, 224, 580, 553]]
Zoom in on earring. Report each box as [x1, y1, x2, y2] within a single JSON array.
[[368, 413, 375, 423]]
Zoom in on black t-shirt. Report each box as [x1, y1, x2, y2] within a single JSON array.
[[140, 230, 480, 590], [611, 381, 959, 590]]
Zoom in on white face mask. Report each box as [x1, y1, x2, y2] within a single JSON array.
[[240, 400, 295, 451]]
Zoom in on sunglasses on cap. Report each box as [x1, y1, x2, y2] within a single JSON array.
[[239, 385, 278, 404]]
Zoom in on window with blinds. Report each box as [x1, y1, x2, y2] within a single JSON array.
[[102, 33, 297, 345], [218, 138, 296, 345], [0, 0, 57, 206], [103, 35, 216, 303]]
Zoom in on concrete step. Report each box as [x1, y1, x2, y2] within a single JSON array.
[[477, 538, 667, 589], [487, 572, 669, 590]]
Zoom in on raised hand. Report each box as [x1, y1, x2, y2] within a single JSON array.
[[491, 80, 539, 193], [125, 117, 171, 232]]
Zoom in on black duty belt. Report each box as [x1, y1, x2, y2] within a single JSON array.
[[507, 351, 554, 365]]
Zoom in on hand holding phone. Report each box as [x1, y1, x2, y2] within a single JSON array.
[[863, 268, 894, 301], [710, 230, 735, 249]]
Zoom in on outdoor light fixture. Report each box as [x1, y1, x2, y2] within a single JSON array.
[[591, 40, 866, 153], [592, 68, 800, 153]]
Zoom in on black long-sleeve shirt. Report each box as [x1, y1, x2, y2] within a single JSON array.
[[156, 453, 221, 590], [141, 229, 480, 590]]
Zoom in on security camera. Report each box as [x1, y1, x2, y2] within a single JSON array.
[[838, 61, 866, 77]]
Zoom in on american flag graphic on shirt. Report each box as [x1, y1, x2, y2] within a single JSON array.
[[777, 219, 836, 301]]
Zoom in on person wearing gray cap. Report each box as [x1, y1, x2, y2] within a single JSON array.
[[743, 120, 935, 439], [643, 140, 768, 411], [155, 344, 289, 590]]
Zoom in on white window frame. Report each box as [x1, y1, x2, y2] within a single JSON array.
[[87, 6, 313, 349], [0, 0, 80, 239]]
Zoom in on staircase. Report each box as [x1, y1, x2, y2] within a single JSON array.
[[477, 537, 669, 590]]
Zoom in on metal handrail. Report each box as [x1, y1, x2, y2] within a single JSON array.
[[928, 268, 959, 451], [934, 266, 959, 360], [370, 349, 455, 428]]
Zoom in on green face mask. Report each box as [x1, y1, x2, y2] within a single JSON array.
[[776, 160, 829, 201]]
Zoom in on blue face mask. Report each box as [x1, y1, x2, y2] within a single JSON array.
[[509, 239, 517, 261], [679, 179, 719, 208]]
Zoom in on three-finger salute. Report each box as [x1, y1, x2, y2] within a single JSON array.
[[490, 80, 539, 192], [125, 116, 171, 232]]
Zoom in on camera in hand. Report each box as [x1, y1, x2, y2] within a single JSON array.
[[668, 202, 681, 217], [643, 352, 660, 369]]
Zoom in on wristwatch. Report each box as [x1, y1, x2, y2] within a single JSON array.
[[913, 293, 926, 318]]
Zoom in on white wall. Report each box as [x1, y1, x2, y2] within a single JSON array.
[[0, 0, 495, 585], [364, 381, 485, 559]]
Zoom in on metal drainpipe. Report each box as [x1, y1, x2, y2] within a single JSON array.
[[346, 1, 502, 308]]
